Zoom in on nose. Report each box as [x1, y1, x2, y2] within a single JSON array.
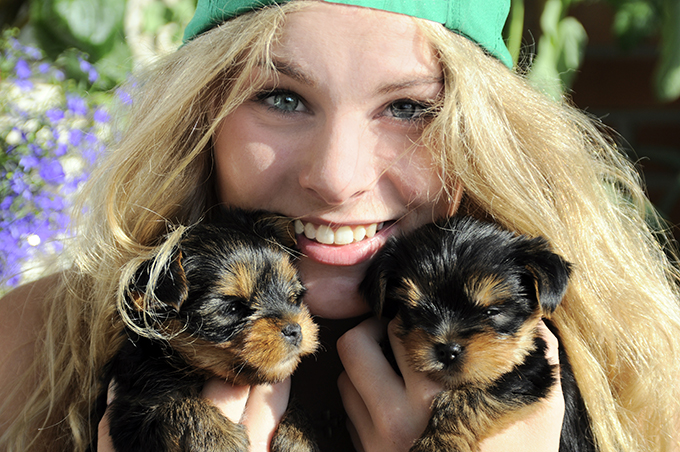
[[435, 342, 463, 367], [298, 114, 379, 205], [281, 322, 303, 347]]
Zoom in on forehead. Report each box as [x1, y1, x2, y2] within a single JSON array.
[[273, 3, 442, 91]]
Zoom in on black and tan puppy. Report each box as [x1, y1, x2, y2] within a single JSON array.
[[360, 216, 594, 452], [96, 209, 319, 452]]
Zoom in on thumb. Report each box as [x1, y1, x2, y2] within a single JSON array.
[[241, 378, 292, 451], [202, 377, 251, 423]]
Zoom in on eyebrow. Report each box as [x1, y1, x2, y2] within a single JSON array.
[[269, 58, 443, 95], [271, 59, 317, 87], [377, 76, 444, 96]]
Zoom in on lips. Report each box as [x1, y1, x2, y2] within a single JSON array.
[[292, 219, 390, 266]]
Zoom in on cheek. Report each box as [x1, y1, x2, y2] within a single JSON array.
[[388, 145, 459, 222], [213, 115, 291, 208]]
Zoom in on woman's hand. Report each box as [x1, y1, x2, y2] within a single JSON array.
[[337, 317, 565, 452], [337, 317, 442, 452], [97, 378, 291, 451]]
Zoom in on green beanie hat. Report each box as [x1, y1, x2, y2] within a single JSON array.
[[183, 0, 513, 68]]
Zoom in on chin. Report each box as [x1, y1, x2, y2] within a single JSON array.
[[296, 258, 372, 319]]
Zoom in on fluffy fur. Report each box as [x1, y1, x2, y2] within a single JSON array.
[[360, 216, 594, 452], [93, 209, 319, 452]]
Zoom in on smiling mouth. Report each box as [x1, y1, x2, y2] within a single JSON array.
[[294, 220, 386, 245]]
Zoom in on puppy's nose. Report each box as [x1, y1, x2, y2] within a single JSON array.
[[435, 343, 463, 367], [281, 323, 302, 347]]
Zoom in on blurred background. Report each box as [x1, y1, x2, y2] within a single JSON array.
[[1, 0, 679, 290]]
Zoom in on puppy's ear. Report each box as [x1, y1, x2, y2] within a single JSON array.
[[359, 238, 399, 318], [251, 212, 297, 249], [216, 208, 297, 249], [128, 248, 189, 313], [519, 237, 572, 314]]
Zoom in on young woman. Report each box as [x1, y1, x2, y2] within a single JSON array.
[[1, 1, 679, 451]]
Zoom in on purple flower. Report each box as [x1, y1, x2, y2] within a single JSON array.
[[79, 58, 92, 73], [93, 108, 110, 123], [38, 159, 65, 185], [15, 59, 31, 79], [39, 63, 51, 74], [79, 58, 99, 83], [54, 143, 68, 157], [45, 109, 65, 123], [117, 89, 133, 105], [19, 155, 40, 170], [15, 79, 33, 91], [88, 68, 99, 83], [24, 46, 42, 60], [28, 144, 43, 157], [68, 129, 83, 147], [1, 195, 15, 210], [66, 96, 88, 116], [35, 193, 65, 211]]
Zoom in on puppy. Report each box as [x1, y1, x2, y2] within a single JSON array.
[[360, 216, 594, 452], [96, 209, 319, 452]]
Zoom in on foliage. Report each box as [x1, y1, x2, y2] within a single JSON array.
[[0, 29, 111, 287], [512, 0, 680, 102]]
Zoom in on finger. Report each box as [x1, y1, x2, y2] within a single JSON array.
[[479, 373, 565, 451], [337, 316, 403, 413], [202, 377, 250, 424], [97, 410, 115, 452], [387, 320, 443, 409], [337, 370, 372, 438], [241, 378, 292, 451], [345, 417, 366, 452]]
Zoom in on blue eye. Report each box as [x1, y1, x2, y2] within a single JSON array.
[[259, 90, 306, 113], [388, 100, 431, 120]]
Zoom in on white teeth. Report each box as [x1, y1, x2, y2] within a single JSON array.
[[353, 225, 366, 242], [366, 223, 377, 238], [293, 220, 385, 245], [334, 226, 354, 245], [304, 222, 316, 240], [316, 225, 335, 245]]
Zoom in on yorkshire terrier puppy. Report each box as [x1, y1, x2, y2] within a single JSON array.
[[360, 216, 594, 452], [96, 209, 319, 452]]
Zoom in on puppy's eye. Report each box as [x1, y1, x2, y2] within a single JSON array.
[[485, 307, 502, 317], [220, 297, 249, 317]]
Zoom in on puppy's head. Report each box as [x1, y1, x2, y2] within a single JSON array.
[[360, 217, 571, 388], [125, 209, 318, 385]]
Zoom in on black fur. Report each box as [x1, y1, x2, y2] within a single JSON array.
[[360, 216, 595, 452], [90, 208, 319, 452]]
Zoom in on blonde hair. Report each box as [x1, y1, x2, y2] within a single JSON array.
[[418, 21, 680, 452], [2, 2, 679, 451]]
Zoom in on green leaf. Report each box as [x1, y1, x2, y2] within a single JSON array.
[[611, 0, 659, 50], [529, 0, 588, 100], [654, 0, 680, 101], [30, 0, 126, 61]]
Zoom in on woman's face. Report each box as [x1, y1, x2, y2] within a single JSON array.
[[214, 2, 460, 318]]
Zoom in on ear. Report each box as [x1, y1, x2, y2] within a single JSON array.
[[359, 238, 399, 318], [128, 248, 189, 313], [215, 207, 297, 249], [519, 237, 572, 314], [251, 211, 298, 249]]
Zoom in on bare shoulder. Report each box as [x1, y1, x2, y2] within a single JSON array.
[[0, 275, 60, 428]]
